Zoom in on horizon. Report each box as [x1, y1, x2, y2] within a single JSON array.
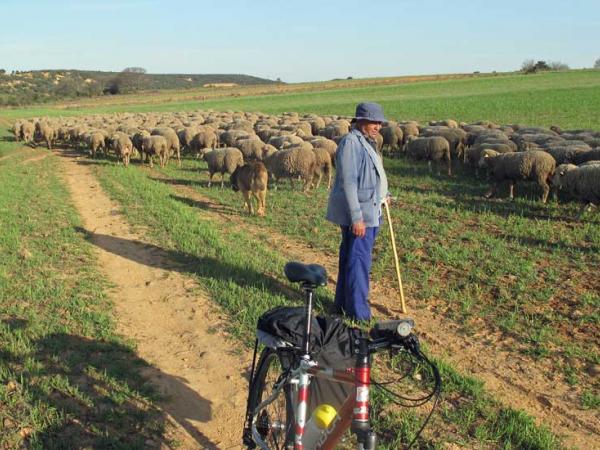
[[1, 0, 599, 83]]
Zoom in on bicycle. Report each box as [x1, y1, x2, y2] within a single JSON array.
[[243, 261, 441, 450]]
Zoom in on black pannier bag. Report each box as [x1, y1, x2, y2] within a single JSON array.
[[257, 306, 365, 411]]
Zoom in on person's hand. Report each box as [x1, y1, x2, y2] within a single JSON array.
[[351, 220, 366, 238]]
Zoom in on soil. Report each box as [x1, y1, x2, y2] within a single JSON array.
[[54, 148, 249, 450], [44, 145, 598, 449]]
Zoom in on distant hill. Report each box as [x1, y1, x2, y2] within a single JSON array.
[[0, 69, 279, 107]]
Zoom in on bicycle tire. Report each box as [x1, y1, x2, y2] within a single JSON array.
[[247, 347, 296, 450]]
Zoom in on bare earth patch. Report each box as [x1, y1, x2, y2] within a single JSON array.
[[55, 149, 248, 450]]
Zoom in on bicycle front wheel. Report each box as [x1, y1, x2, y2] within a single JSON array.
[[247, 347, 296, 450]]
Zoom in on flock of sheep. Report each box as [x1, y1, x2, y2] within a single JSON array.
[[9, 110, 600, 218]]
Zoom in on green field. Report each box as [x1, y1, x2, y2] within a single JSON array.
[[1, 70, 598, 448], [3, 69, 600, 129]]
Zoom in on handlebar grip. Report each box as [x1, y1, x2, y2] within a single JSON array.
[[371, 319, 415, 339]]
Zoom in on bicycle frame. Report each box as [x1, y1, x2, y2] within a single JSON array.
[[292, 362, 372, 449], [289, 332, 375, 450]]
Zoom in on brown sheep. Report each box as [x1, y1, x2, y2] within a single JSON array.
[[230, 162, 269, 216]]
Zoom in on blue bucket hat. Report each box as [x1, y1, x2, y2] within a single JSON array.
[[354, 102, 385, 123]]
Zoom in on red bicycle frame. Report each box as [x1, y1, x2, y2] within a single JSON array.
[[292, 338, 374, 450]]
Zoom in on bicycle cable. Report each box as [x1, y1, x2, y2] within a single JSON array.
[[371, 345, 442, 449]]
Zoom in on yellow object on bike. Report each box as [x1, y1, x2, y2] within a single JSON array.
[[312, 403, 337, 429]]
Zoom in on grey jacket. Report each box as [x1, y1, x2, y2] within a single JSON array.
[[326, 128, 388, 227]]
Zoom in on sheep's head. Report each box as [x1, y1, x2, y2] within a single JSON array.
[[261, 144, 277, 160], [199, 147, 212, 160], [551, 164, 576, 189], [478, 149, 499, 168]]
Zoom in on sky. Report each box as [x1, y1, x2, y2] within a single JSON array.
[[1, 0, 599, 83]]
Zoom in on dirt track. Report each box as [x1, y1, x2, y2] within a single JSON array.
[[48, 145, 598, 449], [56, 148, 248, 449]]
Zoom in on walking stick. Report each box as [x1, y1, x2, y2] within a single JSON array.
[[384, 201, 407, 314]]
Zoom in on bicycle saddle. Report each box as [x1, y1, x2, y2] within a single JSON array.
[[284, 261, 327, 286]]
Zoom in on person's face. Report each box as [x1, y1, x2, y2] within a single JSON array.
[[358, 120, 382, 139]]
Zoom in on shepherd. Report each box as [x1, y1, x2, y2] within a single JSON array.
[[326, 102, 390, 321]]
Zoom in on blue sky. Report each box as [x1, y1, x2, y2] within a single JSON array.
[[1, 0, 598, 83]]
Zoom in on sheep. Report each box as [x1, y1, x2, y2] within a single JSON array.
[[429, 119, 458, 129], [220, 129, 251, 147], [267, 134, 304, 149], [20, 121, 35, 144], [88, 132, 107, 158], [34, 121, 55, 149], [551, 163, 600, 217], [405, 136, 452, 176], [544, 146, 590, 165], [230, 162, 269, 216], [399, 121, 420, 146], [201, 147, 244, 188], [318, 121, 349, 140], [311, 147, 333, 189], [109, 132, 133, 167], [310, 137, 337, 167], [177, 127, 198, 154], [478, 150, 556, 203], [263, 145, 316, 192], [421, 127, 467, 160], [465, 142, 515, 168], [11, 121, 22, 142], [234, 137, 265, 160], [307, 116, 326, 135], [379, 125, 403, 154], [141, 135, 170, 168], [573, 148, 600, 165], [152, 127, 181, 166], [235, 138, 277, 161], [190, 129, 218, 158], [132, 130, 151, 160]]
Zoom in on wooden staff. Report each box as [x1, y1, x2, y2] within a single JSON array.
[[384, 200, 407, 314]]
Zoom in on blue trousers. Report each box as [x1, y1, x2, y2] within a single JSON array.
[[334, 226, 379, 321]]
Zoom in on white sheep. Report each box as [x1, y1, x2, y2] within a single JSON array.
[[551, 163, 600, 217]]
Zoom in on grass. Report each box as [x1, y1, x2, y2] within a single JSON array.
[[0, 140, 170, 448], [2, 70, 600, 129], [83, 152, 563, 448], [2, 69, 598, 447], [154, 155, 599, 374]]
